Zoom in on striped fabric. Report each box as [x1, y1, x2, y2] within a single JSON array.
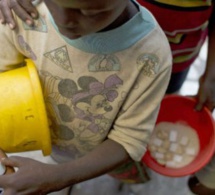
[[137, 0, 214, 72], [151, 0, 212, 7]]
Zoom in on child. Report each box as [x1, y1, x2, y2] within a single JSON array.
[[0, 0, 171, 194], [1, 0, 215, 112], [4, 1, 215, 195], [137, 1, 215, 194]]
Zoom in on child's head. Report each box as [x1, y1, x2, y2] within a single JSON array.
[[44, 0, 131, 39]]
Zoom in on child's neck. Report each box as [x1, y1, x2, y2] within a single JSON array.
[[100, 0, 139, 32]]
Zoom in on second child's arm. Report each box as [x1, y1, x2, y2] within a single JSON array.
[[196, 4, 215, 111]]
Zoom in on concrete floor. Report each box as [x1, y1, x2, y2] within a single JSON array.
[[7, 41, 209, 195]]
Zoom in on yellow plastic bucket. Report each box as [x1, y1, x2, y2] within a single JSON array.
[[0, 59, 51, 156]]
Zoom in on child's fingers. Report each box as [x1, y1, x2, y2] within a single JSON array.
[[0, 149, 15, 174], [10, 0, 36, 26], [0, 0, 16, 29], [0, 10, 6, 24], [13, 0, 39, 19], [1, 156, 21, 168], [11, 4, 35, 26]]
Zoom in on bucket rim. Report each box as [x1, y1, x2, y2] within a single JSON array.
[[25, 59, 51, 156]]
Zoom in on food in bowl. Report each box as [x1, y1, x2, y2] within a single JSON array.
[[148, 122, 200, 168]]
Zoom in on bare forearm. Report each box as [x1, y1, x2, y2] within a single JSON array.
[[58, 139, 130, 186]]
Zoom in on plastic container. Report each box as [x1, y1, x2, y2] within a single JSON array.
[[142, 95, 215, 177], [0, 59, 51, 156]]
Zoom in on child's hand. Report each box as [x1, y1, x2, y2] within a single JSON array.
[[0, 149, 14, 175], [0, 0, 40, 29], [0, 156, 61, 194]]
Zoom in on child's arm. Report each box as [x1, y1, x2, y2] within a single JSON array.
[[0, 0, 40, 29], [0, 139, 130, 194], [195, 5, 215, 111]]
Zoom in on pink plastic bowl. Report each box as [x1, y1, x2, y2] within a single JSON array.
[[142, 95, 215, 177]]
